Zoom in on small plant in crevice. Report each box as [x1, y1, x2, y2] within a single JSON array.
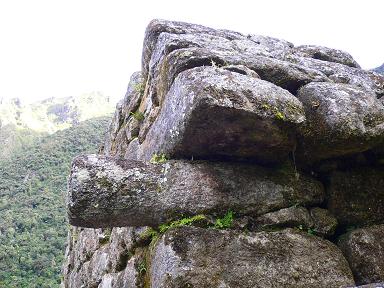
[[99, 228, 112, 245], [130, 110, 145, 122], [214, 210, 234, 229], [133, 82, 145, 96], [159, 215, 207, 233], [137, 212, 237, 251], [140, 227, 160, 246], [115, 249, 133, 272], [307, 227, 315, 235], [296, 225, 316, 236], [150, 153, 167, 164], [138, 260, 147, 274]]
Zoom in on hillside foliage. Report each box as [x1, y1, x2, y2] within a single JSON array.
[[0, 117, 111, 287]]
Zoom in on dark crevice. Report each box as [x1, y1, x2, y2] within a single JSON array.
[[164, 41, 196, 55], [223, 66, 248, 75], [174, 56, 226, 76], [115, 249, 132, 272], [89, 280, 102, 288], [159, 55, 227, 105], [247, 67, 307, 95], [312, 52, 329, 61]]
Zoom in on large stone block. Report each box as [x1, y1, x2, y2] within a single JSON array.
[[338, 225, 384, 285], [142, 19, 245, 79], [67, 154, 324, 228], [288, 55, 384, 98], [147, 35, 327, 103], [297, 82, 384, 163], [246, 206, 338, 237], [150, 227, 355, 288], [138, 66, 306, 164], [293, 45, 361, 68], [327, 168, 384, 227]]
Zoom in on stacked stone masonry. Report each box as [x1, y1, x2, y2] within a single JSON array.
[[62, 20, 384, 288]]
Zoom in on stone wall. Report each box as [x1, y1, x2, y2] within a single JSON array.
[[62, 20, 384, 288]]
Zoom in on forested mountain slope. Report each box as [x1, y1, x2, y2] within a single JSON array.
[[0, 117, 111, 287], [0, 94, 114, 287]]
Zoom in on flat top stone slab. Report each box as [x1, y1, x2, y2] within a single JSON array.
[[67, 154, 324, 228]]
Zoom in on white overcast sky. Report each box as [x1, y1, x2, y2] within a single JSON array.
[[0, 0, 383, 103]]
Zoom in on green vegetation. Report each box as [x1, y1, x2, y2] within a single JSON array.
[[140, 228, 160, 244], [133, 82, 145, 96], [141, 212, 235, 248], [130, 110, 145, 122], [307, 228, 315, 235], [0, 116, 111, 287], [296, 225, 316, 236], [214, 210, 234, 229], [138, 260, 147, 274], [150, 153, 167, 164], [260, 103, 285, 121], [159, 215, 206, 233]]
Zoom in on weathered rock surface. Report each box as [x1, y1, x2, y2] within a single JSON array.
[[104, 72, 144, 157], [248, 206, 314, 231], [138, 66, 306, 163], [145, 31, 327, 107], [293, 45, 361, 68], [338, 225, 384, 285], [63, 19, 384, 288], [296, 82, 384, 163], [310, 207, 338, 237], [67, 154, 324, 228], [62, 226, 152, 288], [327, 167, 384, 227], [151, 226, 355, 288], [104, 19, 384, 166], [245, 206, 338, 237], [287, 55, 384, 98], [142, 19, 246, 79]]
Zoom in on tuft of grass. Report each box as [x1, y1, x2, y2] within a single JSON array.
[[296, 225, 316, 236], [140, 227, 159, 245], [133, 82, 145, 96], [130, 110, 145, 122], [150, 153, 167, 164], [214, 210, 234, 229], [159, 215, 206, 233], [138, 261, 147, 274]]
